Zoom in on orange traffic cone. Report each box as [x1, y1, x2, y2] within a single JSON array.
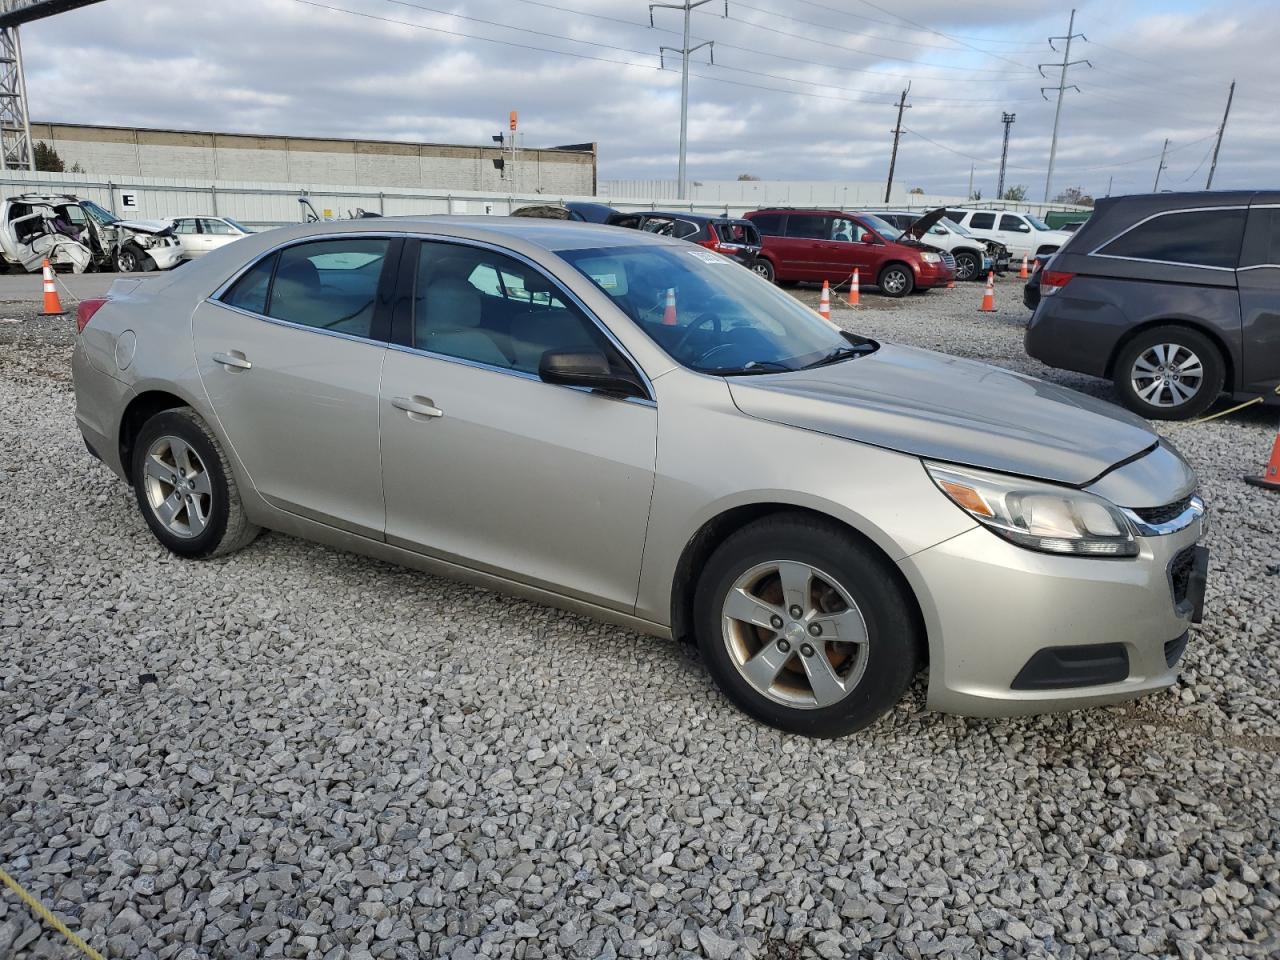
[[946, 271, 955, 290], [846, 269, 860, 307], [1018, 255, 1029, 279], [1245, 422, 1280, 491], [979, 271, 995, 312], [41, 259, 64, 316], [818, 280, 831, 321], [662, 287, 677, 325]]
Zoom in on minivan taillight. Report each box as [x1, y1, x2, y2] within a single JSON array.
[[1039, 270, 1075, 297], [76, 298, 107, 333]]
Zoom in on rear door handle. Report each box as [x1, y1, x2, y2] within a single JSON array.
[[212, 351, 252, 370], [392, 396, 444, 419]]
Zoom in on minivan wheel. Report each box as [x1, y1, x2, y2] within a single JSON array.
[[877, 264, 914, 298], [131, 408, 260, 558], [694, 514, 920, 737], [1114, 326, 1224, 421], [953, 251, 980, 281], [750, 258, 775, 283]]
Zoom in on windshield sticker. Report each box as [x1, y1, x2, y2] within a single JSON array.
[[687, 249, 730, 264], [592, 272, 619, 290]]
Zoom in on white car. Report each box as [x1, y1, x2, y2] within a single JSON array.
[[0, 194, 184, 273], [943, 209, 1073, 260], [169, 216, 253, 259]]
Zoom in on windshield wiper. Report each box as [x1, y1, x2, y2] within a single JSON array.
[[802, 344, 873, 369], [702, 359, 794, 376]]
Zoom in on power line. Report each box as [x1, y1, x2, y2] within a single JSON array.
[[850, 0, 1035, 71]]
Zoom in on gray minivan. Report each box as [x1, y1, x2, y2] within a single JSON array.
[[1025, 190, 1280, 420]]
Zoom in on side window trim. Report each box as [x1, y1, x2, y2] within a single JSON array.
[[1236, 204, 1280, 269], [391, 235, 654, 403], [1088, 205, 1249, 271]]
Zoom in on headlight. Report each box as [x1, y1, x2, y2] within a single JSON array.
[[924, 462, 1138, 557], [920, 252, 941, 264], [134, 235, 156, 248]]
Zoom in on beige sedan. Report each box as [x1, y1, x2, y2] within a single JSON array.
[[70, 218, 1208, 736]]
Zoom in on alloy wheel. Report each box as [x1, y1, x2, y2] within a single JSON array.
[[881, 269, 908, 294], [1130, 343, 1204, 408], [141, 435, 213, 538], [720, 560, 869, 709], [954, 255, 977, 281]]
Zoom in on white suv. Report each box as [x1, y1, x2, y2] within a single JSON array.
[[944, 209, 1073, 260]]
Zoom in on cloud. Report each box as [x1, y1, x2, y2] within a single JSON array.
[[18, 0, 1277, 198]]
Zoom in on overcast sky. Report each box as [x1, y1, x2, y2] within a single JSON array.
[[20, 0, 1277, 200]]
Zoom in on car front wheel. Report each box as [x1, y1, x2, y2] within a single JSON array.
[[694, 514, 921, 737], [117, 244, 154, 273], [1113, 326, 1224, 421], [131, 408, 260, 558], [953, 251, 980, 281], [877, 264, 914, 297]]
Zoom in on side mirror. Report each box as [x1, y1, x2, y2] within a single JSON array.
[[861, 234, 879, 244], [539, 350, 645, 398]]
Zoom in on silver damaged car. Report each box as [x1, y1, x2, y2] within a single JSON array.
[[71, 218, 1210, 737]]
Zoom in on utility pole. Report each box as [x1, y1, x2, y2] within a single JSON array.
[[651, 0, 724, 200], [967, 163, 974, 200], [1106, 174, 1113, 197], [1153, 137, 1169, 191], [1205, 79, 1235, 190], [997, 112, 1016, 200], [884, 83, 911, 203], [1040, 8, 1091, 202]]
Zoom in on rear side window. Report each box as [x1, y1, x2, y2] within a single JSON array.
[[785, 215, 829, 239], [1098, 209, 1247, 269], [715, 221, 759, 245], [1238, 208, 1280, 267], [751, 213, 783, 235], [267, 238, 392, 337], [969, 213, 997, 230], [222, 254, 276, 315]]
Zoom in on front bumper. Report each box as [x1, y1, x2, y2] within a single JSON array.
[[916, 261, 954, 288], [899, 507, 1205, 717], [142, 242, 184, 270]]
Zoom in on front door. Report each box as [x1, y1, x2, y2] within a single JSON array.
[[996, 213, 1035, 258], [378, 239, 657, 612], [822, 216, 877, 284], [1239, 206, 1280, 396], [192, 235, 397, 538]]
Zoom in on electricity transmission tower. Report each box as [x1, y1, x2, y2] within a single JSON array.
[[0, 0, 106, 169], [1039, 8, 1090, 203], [650, 0, 725, 200], [996, 112, 1015, 200]]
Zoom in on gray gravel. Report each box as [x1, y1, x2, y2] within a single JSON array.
[[1, 285, 1278, 960]]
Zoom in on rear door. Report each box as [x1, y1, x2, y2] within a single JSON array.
[[171, 218, 202, 258], [1238, 204, 1280, 396], [779, 213, 830, 281], [192, 235, 397, 538]]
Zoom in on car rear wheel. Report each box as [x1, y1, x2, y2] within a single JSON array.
[[750, 258, 775, 283], [1114, 326, 1224, 421], [877, 263, 914, 298], [131, 408, 260, 558], [694, 514, 920, 737], [953, 251, 980, 281]]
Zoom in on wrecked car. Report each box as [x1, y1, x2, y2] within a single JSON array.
[[0, 194, 184, 273]]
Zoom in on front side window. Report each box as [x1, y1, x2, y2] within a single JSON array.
[[969, 213, 997, 230], [1000, 215, 1031, 233], [1098, 209, 1247, 269], [562, 244, 868, 375], [267, 238, 391, 337], [830, 218, 866, 243], [414, 242, 619, 376], [785, 215, 829, 239]]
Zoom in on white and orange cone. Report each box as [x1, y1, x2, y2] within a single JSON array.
[[818, 280, 831, 321], [1018, 255, 1030, 279], [662, 287, 677, 325], [979, 271, 995, 312], [41, 259, 64, 316], [846, 269, 860, 307], [1245, 421, 1280, 491]]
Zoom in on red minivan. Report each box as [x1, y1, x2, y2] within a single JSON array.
[[743, 208, 955, 297]]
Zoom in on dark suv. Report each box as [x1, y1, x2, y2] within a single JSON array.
[[606, 211, 763, 272], [1025, 190, 1280, 420], [744, 208, 954, 296]]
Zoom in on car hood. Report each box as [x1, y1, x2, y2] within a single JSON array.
[[905, 207, 947, 238], [114, 219, 175, 235], [726, 343, 1158, 487]]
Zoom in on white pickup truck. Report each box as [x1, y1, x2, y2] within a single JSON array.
[[942, 208, 1074, 260]]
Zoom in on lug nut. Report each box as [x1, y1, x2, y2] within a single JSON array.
[[800, 643, 815, 657], [770, 614, 784, 629], [788, 605, 803, 619], [777, 639, 790, 653], [808, 623, 822, 636]]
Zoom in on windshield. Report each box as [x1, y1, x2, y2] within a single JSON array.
[[223, 217, 252, 233], [79, 200, 118, 225], [559, 244, 870, 374], [859, 213, 903, 241], [1026, 215, 1051, 230]]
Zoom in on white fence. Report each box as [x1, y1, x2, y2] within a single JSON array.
[[0, 169, 1090, 229]]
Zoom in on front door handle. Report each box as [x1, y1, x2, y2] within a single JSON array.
[[392, 396, 444, 420], [212, 351, 252, 370]]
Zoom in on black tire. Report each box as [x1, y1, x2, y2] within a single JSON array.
[[131, 408, 261, 558], [693, 513, 921, 738], [953, 251, 981, 282], [116, 243, 153, 273], [750, 258, 775, 283], [877, 263, 914, 298], [1113, 325, 1225, 421]]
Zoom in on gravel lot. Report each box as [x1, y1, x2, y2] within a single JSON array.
[[1, 278, 1278, 960]]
